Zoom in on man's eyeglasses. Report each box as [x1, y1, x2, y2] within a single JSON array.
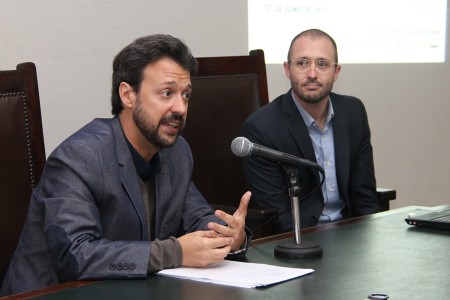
[[288, 58, 338, 73]]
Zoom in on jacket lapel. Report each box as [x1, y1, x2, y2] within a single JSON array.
[[152, 153, 171, 237], [330, 97, 350, 198], [280, 92, 321, 183], [112, 117, 149, 240]]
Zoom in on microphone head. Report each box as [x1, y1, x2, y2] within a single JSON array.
[[231, 137, 252, 157]]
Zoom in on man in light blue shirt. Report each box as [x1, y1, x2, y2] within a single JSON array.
[[294, 93, 345, 223], [240, 29, 379, 233]]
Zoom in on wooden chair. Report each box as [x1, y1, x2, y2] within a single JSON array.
[[182, 50, 277, 238], [0, 62, 46, 284]]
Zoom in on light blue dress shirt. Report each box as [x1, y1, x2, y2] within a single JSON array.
[[292, 93, 344, 223]]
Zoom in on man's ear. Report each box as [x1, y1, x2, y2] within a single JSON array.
[[333, 64, 342, 83], [119, 82, 136, 109], [283, 61, 291, 80]]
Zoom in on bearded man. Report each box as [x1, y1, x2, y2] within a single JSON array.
[[240, 29, 379, 234]]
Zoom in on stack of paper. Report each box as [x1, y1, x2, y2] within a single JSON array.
[[157, 260, 314, 288]]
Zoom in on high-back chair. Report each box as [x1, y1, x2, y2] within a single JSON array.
[[182, 50, 277, 238], [0, 62, 46, 284]]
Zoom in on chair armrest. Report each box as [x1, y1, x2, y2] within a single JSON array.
[[377, 188, 397, 212]]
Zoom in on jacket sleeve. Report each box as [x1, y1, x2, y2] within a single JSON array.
[[347, 99, 379, 216], [39, 138, 150, 282]]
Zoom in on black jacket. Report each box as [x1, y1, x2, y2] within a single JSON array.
[[240, 91, 379, 233]]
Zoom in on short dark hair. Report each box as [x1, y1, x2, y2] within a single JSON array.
[[111, 34, 198, 115], [287, 29, 338, 63]]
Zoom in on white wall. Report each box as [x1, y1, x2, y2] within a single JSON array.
[[1, 0, 449, 209]]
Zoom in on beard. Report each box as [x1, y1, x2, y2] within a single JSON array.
[[291, 79, 334, 104], [132, 97, 185, 149]]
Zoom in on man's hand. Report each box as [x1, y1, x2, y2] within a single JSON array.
[[207, 191, 251, 251], [177, 192, 251, 268], [177, 231, 234, 267]]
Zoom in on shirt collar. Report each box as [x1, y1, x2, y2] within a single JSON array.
[[291, 90, 335, 128], [125, 137, 161, 182]]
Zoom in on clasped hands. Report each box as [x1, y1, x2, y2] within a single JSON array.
[[178, 191, 251, 268]]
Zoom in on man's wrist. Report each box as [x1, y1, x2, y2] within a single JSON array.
[[229, 235, 247, 255], [227, 227, 252, 257]]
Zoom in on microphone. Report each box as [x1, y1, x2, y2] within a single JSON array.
[[232, 136, 324, 258], [231, 137, 324, 173]]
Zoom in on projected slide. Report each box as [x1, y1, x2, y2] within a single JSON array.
[[248, 0, 447, 64]]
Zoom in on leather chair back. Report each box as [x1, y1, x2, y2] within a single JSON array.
[[183, 50, 268, 208], [0, 62, 46, 284], [182, 50, 276, 238]]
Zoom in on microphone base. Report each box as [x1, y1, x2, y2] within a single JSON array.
[[274, 240, 323, 259]]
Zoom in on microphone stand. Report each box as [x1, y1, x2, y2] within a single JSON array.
[[274, 164, 323, 258]]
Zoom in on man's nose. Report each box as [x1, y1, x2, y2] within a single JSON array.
[[171, 94, 188, 115], [305, 64, 318, 78]]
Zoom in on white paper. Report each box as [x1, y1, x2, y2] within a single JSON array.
[[157, 260, 314, 288]]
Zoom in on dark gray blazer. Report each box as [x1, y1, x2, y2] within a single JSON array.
[[240, 91, 379, 233], [1, 117, 221, 295]]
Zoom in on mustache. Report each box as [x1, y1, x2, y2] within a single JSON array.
[[304, 79, 321, 85], [161, 113, 185, 125]]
